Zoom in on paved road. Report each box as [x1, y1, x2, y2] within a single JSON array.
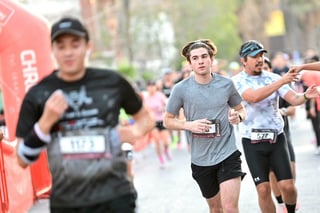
[[29, 106, 320, 212]]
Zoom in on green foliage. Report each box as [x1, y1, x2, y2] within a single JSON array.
[[117, 60, 136, 79], [141, 70, 154, 81], [121, 0, 246, 74], [167, 0, 243, 61]]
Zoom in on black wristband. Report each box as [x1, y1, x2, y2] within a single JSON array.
[[17, 142, 41, 164], [17, 123, 51, 165], [24, 129, 47, 148]]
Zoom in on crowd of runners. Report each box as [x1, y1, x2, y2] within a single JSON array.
[[11, 16, 320, 213]]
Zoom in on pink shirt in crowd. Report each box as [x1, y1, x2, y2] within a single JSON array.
[[144, 91, 167, 121]]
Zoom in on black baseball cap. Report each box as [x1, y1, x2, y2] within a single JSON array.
[[51, 17, 89, 42], [239, 40, 267, 57]]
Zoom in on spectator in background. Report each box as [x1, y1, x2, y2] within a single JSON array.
[[211, 59, 228, 76], [304, 48, 319, 59], [144, 80, 171, 168], [272, 51, 290, 76], [299, 55, 320, 155], [175, 61, 193, 84], [228, 61, 242, 76], [157, 68, 175, 98], [157, 68, 182, 148], [174, 62, 193, 150], [264, 56, 299, 212]]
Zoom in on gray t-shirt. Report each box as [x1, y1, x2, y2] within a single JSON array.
[[232, 70, 292, 138], [166, 74, 242, 166]]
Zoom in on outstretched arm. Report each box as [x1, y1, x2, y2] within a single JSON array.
[[290, 62, 320, 73], [242, 71, 299, 103], [284, 84, 320, 106]]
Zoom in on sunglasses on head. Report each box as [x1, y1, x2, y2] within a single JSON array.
[[240, 41, 265, 57]]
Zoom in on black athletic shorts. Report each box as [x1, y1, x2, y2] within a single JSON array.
[[191, 150, 246, 199], [242, 133, 293, 186], [155, 121, 166, 131]]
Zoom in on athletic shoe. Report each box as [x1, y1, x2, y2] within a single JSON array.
[[276, 203, 287, 213], [159, 155, 165, 164]]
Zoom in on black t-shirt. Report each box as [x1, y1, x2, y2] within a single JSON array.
[[16, 67, 142, 207], [17, 67, 142, 135]]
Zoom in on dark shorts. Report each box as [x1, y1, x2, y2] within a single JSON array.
[[191, 150, 246, 199], [242, 133, 293, 186], [50, 193, 137, 213], [155, 121, 166, 131]]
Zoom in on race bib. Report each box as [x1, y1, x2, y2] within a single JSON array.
[[47, 127, 123, 181], [192, 119, 221, 138], [251, 129, 277, 144], [59, 135, 106, 154], [56, 128, 119, 160]]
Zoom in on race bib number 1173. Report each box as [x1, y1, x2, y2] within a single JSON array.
[[59, 135, 106, 154]]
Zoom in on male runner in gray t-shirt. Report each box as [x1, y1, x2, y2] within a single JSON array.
[[164, 39, 246, 213]]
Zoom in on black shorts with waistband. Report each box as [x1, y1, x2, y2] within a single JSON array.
[[241, 133, 293, 186], [155, 121, 166, 131], [191, 150, 246, 199]]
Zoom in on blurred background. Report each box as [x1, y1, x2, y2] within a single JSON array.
[[17, 0, 320, 82]]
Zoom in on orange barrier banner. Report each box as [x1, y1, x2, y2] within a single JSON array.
[[1, 140, 33, 213], [0, 0, 53, 141], [0, 140, 9, 213], [0, 1, 54, 212]]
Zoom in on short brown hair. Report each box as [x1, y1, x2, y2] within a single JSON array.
[[181, 39, 217, 62]]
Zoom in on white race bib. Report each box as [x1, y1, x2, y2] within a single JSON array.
[[192, 119, 221, 138], [207, 124, 217, 134], [59, 135, 106, 154], [251, 129, 277, 144]]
